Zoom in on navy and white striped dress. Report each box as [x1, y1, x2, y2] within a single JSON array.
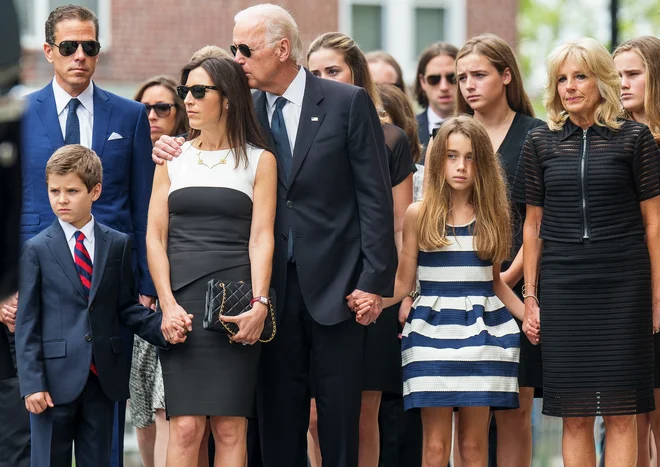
[[402, 220, 521, 410]]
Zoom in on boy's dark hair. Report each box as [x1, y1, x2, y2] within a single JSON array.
[[45, 4, 99, 45], [46, 144, 103, 192]]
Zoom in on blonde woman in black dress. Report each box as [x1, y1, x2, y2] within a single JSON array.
[[516, 38, 660, 466]]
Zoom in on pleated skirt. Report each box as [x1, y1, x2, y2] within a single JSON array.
[[540, 236, 654, 417]]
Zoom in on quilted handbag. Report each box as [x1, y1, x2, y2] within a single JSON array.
[[204, 279, 276, 343]]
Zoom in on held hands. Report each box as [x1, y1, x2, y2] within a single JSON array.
[[152, 135, 185, 165], [219, 303, 268, 345], [522, 297, 541, 345], [25, 391, 54, 415], [346, 289, 383, 326], [161, 302, 193, 345], [0, 293, 18, 332]]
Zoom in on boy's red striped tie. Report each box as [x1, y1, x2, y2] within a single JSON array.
[[73, 231, 97, 376]]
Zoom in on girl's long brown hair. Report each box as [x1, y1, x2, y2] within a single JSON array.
[[134, 75, 189, 137], [377, 83, 423, 163], [418, 115, 511, 263], [613, 36, 660, 142]]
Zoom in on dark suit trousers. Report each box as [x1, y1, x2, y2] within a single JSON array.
[[30, 373, 115, 467], [258, 263, 364, 467], [0, 377, 31, 467]]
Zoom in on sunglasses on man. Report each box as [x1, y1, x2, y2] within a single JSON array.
[[49, 40, 101, 57], [144, 103, 176, 118], [230, 39, 279, 58], [176, 85, 218, 100], [425, 73, 456, 86]]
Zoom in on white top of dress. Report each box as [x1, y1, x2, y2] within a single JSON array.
[[167, 142, 265, 201]]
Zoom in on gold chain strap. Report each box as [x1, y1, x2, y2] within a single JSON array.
[[214, 282, 277, 343]]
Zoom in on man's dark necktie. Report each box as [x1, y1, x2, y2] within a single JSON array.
[[74, 231, 97, 376], [270, 97, 295, 261], [65, 98, 81, 145]]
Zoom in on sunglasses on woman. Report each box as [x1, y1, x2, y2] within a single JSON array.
[[50, 40, 101, 57], [425, 73, 456, 86], [176, 85, 218, 100], [144, 103, 176, 118]]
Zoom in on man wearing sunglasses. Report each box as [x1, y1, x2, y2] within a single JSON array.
[[153, 4, 396, 466], [413, 42, 459, 151], [19, 5, 154, 467]]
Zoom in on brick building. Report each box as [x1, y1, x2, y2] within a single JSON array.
[[16, 0, 518, 94]]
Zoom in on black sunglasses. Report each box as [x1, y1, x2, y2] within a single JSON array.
[[50, 40, 101, 57], [425, 73, 456, 86], [176, 85, 218, 100], [230, 43, 258, 58], [144, 103, 176, 118]]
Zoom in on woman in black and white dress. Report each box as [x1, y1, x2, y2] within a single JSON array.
[[146, 56, 276, 467]]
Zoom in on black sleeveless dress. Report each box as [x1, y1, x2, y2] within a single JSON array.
[[159, 143, 265, 417]]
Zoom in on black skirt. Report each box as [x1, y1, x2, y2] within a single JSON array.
[[362, 303, 402, 395], [159, 269, 261, 418], [540, 236, 654, 417]]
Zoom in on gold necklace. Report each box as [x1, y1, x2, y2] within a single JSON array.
[[488, 110, 514, 134], [194, 139, 230, 169]]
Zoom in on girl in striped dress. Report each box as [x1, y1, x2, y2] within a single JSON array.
[[357, 115, 535, 466]]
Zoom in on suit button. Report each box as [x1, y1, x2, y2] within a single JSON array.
[[281, 233, 288, 241], [286, 200, 293, 208], [89, 305, 94, 312], [85, 334, 92, 342]]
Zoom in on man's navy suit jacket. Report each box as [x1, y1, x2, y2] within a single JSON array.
[[20, 81, 155, 296]]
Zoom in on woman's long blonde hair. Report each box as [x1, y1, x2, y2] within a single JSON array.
[[613, 36, 660, 142], [418, 115, 511, 263], [544, 38, 623, 131]]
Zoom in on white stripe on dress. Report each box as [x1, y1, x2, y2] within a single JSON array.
[[413, 295, 505, 312], [403, 317, 520, 340], [402, 345, 520, 366], [418, 265, 493, 282], [403, 376, 519, 395]]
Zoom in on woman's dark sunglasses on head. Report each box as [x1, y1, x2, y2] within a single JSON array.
[[144, 103, 176, 118], [50, 40, 101, 57], [176, 85, 218, 100]]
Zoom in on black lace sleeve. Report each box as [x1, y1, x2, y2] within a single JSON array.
[[632, 125, 660, 201], [512, 131, 544, 206]]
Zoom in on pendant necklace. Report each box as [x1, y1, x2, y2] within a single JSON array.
[[195, 139, 230, 169]]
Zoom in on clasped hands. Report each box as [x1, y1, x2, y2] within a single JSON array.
[[346, 289, 382, 326], [161, 302, 193, 345], [522, 299, 541, 345], [0, 293, 18, 332]]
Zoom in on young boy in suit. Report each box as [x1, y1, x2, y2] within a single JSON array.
[[15, 145, 191, 467]]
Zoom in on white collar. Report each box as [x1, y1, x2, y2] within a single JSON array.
[[427, 106, 445, 127], [266, 66, 306, 110], [58, 215, 96, 245], [52, 78, 95, 116]]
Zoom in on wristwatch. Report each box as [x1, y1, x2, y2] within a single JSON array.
[[250, 296, 270, 307], [408, 290, 420, 300]]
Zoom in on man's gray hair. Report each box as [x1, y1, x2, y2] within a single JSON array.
[[234, 4, 303, 64]]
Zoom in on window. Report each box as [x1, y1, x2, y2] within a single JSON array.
[[351, 4, 383, 52], [415, 7, 446, 57], [14, 0, 111, 49]]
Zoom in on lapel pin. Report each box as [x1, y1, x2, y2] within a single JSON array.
[[311, 116, 319, 122]]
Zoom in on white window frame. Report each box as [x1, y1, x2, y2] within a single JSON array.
[[339, 0, 466, 83], [19, 0, 112, 51]]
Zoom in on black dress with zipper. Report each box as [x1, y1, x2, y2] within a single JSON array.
[[513, 118, 660, 417]]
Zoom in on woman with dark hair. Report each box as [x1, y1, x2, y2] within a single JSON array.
[[455, 33, 544, 467], [307, 32, 414, 467], [613, 35, 660, 467], [130, 75, 189, 467], [146, 56, 276, 467], [414, 42, 459, 150]]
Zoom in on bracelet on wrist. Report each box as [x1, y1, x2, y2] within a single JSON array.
[[521, 284, 537, 296], [408, 290, 420, 300], [522, 293, 539, 304]]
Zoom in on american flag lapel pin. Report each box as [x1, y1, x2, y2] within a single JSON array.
[[311, 116, 319, 122]]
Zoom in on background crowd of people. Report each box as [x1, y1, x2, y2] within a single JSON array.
[[1, 2, 660, 467]]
